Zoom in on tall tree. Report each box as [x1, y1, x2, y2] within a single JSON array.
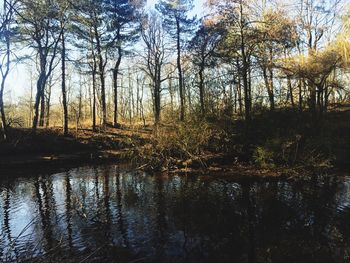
[[140, 13, 168, 124], [57, 0, 71, 136], [211, 0, 257, 121], [256, 8, 297, 111], [0, 0, 17, 140], [156, 0, 196, 121], [17, 0, 63, 134], [92, 1, 108, 128], [73, 0, 109, 128], [280, 45, 345, 114], [297, 0, 342, 113], [189, 19, 221, 115], [104, 0, 139, 127], [70, 0, 97, 131], [71, 0, 112, 129]]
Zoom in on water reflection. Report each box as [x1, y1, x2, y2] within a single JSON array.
[[65, 172, 73, 250], [115, 169, 129, 248], [0, 165, 350, 262]]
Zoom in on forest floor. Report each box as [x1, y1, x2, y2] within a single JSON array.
[[0, 108, 349, 178]]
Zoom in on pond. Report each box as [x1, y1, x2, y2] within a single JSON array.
[[0, 165, 350, 262]]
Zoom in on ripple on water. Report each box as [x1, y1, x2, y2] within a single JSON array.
[[0, 165, 350, 263]]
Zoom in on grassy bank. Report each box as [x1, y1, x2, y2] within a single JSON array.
[[1, 109, 349, 177]]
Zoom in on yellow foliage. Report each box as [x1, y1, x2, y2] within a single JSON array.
[[335, 34, 350, 65], [259, 8, 298, 46], [279, 45, 344, 82]]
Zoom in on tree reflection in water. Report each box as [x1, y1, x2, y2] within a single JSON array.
[[0, 165, 349, 262]]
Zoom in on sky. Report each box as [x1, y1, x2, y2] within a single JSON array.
[[4, 0, 206, 103]]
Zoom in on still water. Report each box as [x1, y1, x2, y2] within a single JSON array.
[[0, 165, 350, 263]]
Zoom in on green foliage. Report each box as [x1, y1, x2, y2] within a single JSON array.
[[253, 135, 302, 168], [253, 146, 275, 168]]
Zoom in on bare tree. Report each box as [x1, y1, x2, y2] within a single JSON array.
[[0, 0, 17, 140], [140, 13, 168, 124]]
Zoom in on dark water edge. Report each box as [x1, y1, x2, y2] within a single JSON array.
[[0, 164, 350, 263]]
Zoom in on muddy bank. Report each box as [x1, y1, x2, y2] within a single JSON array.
[[0, 126, 148, 171], [0, 149, 131, 169]]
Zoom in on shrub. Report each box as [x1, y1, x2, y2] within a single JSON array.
[[253, 146, 275, 168], [134, 120, 216, 171]]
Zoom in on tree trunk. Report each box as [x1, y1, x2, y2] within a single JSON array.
[[45, 80, 52, 128], [94, 25, 107, 128], [128, 68, 132, 124], [176, 19, 185, 121], [199, 67, 205, 115], [236, 60, 243, 117], [187, 83, 191, 113], [29, 71, 34, 127], [242, 61, 251, 121], [32, 74, 45, 134], [309, 81, 316, 113], [136, 77, 140, 119], [113, 45, 122, 127], [287, 76, 295, 108], [0, 58, 9, 140], [262, 48, 275, 111], [0, 84, 7, 141], [168, 77, 175, 115], [239, 3, 251, 121], [316, 84, 323, 114], [92, 62, 97, 132], [324, 85, 329, 113], [262, 66, 274, 111], [39, 91, 45, 127], [99, 60, 107, 128], [61, 28, 69, 136], [298, 79, 303, 112], [238, 81, 243, 115], [267, 65, 274, 110], [154, 83, 161, 124], [140, 79, 146, 127], [0, 0, 12, 140], [154, 64, 161, 124]]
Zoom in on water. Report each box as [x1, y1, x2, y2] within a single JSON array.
[[0, 165, 350, 263]]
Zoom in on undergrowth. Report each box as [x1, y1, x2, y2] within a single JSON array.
[[134, 119, 218, 171], [133, 110, 350, 173]]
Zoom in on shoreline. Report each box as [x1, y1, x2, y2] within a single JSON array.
[[0, 112, 348, 180], [0, 149, 132, 169], [0, 149, 344, 182]]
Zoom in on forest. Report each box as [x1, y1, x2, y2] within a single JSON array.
[[0, 0, 349, 173], [1, 1, 350, 263]]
